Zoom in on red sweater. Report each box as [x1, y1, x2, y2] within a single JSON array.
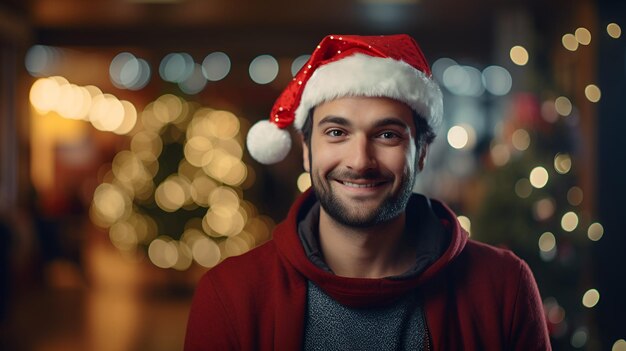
[[185, 191, 551, 350]]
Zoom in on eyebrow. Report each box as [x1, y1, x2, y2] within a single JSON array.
[[317, 115, 410, 130]]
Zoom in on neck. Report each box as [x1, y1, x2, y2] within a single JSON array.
[[318, 209, 416, 279]]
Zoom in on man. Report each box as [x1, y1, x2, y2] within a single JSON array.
[[185, 34, 550, 350]]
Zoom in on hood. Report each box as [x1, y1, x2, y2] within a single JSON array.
[[273, 189, 468, 308]]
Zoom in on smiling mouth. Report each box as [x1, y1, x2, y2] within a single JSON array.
[[340, 180, 385, 188]]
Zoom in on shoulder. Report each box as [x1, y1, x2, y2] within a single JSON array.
[[461, 239, 526, 271]]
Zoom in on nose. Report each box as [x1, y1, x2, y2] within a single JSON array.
[[346, 134, 376, 172]]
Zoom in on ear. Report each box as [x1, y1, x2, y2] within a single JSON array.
[[417, 145, 428, 171], [300, 133, 310, 172]]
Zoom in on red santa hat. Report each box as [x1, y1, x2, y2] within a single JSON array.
[[246, 34, 443, 164]]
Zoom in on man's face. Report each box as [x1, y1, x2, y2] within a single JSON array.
[[302, 96, 426, 228]]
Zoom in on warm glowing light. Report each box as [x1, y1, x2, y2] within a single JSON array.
[[561, 211, 579, 232], [555, 96, 573, 116], [529, 167, 549, 188], [613, 339, 626, 351], [297, 172, 311, 192], [457, 216, 471, 236], [490, 143, 510, 166], [91, 183, 130, 227], [511, 129, 530, 151], [509, 46, 529, 66], [148, 237, 179, 269], [447, 125, 469, 149], [582, 288, 600, 308], [567, 186, 584, 206], [575, 27, 592, 45], [541, 100, 559, 123], [515, 178, 532, 198], [587, 222, 604, 241], [607, 23, 622, 39], [584, 84, 601, 102], [249, 55, 279, 84], [538, 232, 556, 252], [534, 198, 555, 221], [89, 94, 125, 132], [29, 77, 61, 113], [114, 100, 138, 135], [554, 153, 572, 174], [562, 33, 579, 51], [192, 236, 221, 267]]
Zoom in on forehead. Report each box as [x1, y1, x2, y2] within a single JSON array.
[[311, 96, 415, 129]]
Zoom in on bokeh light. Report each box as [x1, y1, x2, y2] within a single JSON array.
[[582, 288, 600, 308], [555, 96, 573, 116], [457, 215, 471, 236], [534, 198, 555, 221], [529, 166, 549, 188], [160, 52, 195, 83], [25, 45, 62, 77], [509, 45, 529, 66], [570, 327, 588, 348], [567, 186, 584, 206], [575, 27, 592, 45], [587, 222, 604, 241], [297, 172, 311, 192], [538, 232, 556, 252], [202, 52, 231, 81], [584, 84, 601, 102], [481, 65, 512, 96], [607, 23, 622, 39], [511, 129, 530, 151], [613, 339, 626, 351], [109, 52, 151, 90], [442, 65, 484, 96], [562, 33, 579, 51], [179, 63, 207, 95], [561, 211, 579, 232], [490, 143, 511, 166], [447, 125, 475, 149], [249, 54, 279, 84], [554, 153, 572, 174]]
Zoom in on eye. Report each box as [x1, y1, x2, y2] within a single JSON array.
[[326, 129, 345, 137], [379, 131, 399, 139]]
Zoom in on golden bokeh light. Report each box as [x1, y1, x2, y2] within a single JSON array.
[[184, 136, 214, 167], [511, 129, 530, 151], [192, 236, 222, 268], [582, 288, 600, 308], [567, 186, 584, 206], [297, 172, 312, 192], [509, 45, 529, 66], [148, 237, 179, 269], [574, 27, 592, 45], [561, 211, 579, 232], [131, 131, 163, 162], [447, 125, 471, 149], [114, 101, 138, 135], [584, 84, 601, 103], [587, 222, 604, 241], [555, 96, 573, 116], [562, 33, 579, 51], [90, 183, 131, 227], [529, 166, 549, 189], [29, 77, 62, 113], [607, 23, 622, 39], [538, 232, 556, 252], [190, 175, 218, 206], [208, 110, 240, 140], [554, 153, 572, 174], [89, 94, 125, 132], [109, 222, 139, 251]]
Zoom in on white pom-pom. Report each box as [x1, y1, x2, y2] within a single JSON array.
[[246, 120, 292, 164]]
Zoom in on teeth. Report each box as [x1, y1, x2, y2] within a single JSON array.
[[343, 181, 378, 188]]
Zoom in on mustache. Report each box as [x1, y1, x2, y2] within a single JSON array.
[[327, 169, 392, 181]]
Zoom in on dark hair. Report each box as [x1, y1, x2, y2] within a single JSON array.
[[300, 108, 436, 152]]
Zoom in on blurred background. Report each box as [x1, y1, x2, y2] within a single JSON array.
[[0, 0, 625, 350]]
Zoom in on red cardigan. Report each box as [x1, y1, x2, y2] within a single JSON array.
[[185, 191, 551, 350]]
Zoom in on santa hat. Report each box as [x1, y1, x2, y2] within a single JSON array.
[[246, 34, 443, 164]]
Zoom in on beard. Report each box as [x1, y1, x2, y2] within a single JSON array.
[[311, 166, 416, 228]]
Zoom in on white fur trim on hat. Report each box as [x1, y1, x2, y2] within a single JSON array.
[[246, 119, 292, 164], [293, 53, 443, 130]]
